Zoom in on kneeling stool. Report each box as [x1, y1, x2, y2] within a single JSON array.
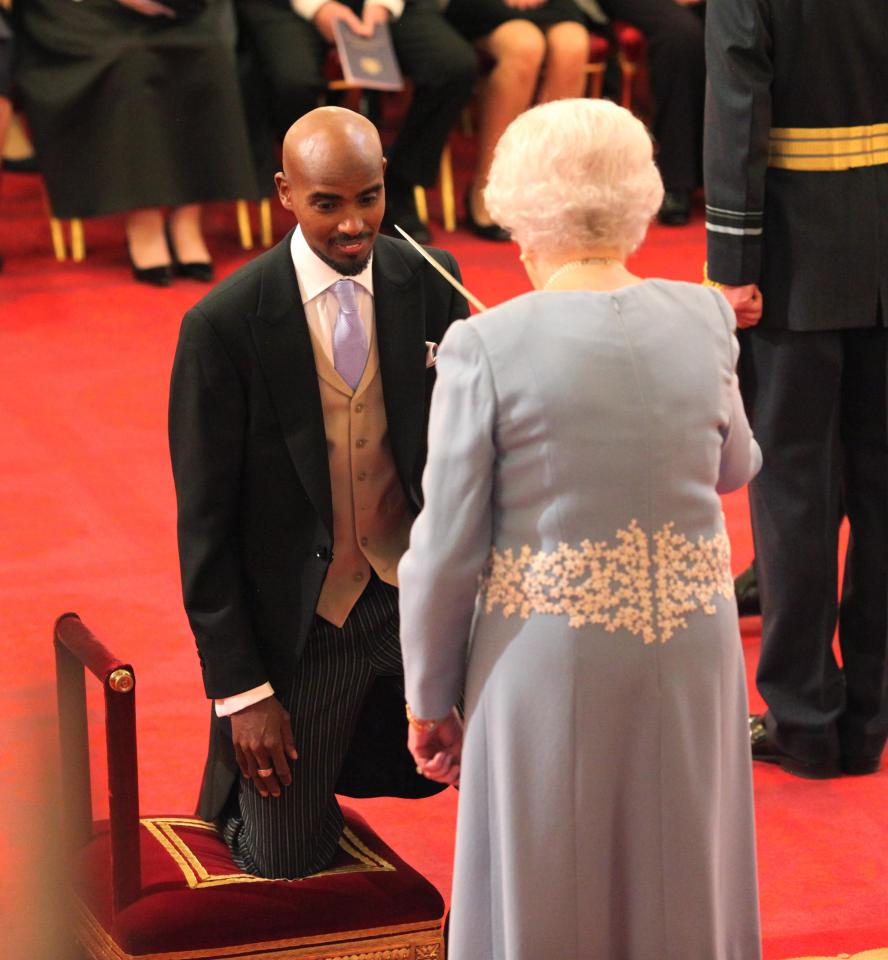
[[54, 612, 446, 960]]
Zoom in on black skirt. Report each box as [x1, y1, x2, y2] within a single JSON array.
[[0, 11, 12, 98], [445, 0, 586, 42], [15, 0, 260, 218]]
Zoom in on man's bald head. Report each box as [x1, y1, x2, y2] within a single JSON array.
[[281, 107, 384, 190], [275, 107, 387, 276]]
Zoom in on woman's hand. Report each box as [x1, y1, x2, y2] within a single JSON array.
[[363, 3, 392, 32], [115, 0, 177, 18], [314, 0, 371, 41], [503, 0, 548, 10], [408, 708, 463, 787]]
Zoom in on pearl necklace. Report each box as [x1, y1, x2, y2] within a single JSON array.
[[543, 257, 622, 290]]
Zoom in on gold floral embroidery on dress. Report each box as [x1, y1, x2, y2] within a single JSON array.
[[481, 519, 733, 644]]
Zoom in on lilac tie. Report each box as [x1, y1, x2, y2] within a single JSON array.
[[331, 279, 368, 390]]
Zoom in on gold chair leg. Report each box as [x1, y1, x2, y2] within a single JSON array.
[[259, 198, 273, 248], [619, 60, 637, 110], [70, 219, 86, 262], [586, 64, 606, 100], [414, 186, 429, 226], [49, 217, 67, 262], [439, 144, 456, 233], [236, 200, 254, 251]]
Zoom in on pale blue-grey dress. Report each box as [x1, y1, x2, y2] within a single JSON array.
[[399, 280, 762, 960]]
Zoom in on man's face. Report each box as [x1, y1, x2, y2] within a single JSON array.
[[276, 151, 386, 276]]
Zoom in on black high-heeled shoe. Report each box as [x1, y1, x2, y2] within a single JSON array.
[[166, 222, 214, 282], [464, 185, 511, 242], [127, 246, 173, 287]]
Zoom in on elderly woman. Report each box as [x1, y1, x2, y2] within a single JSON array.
[[399, 99, 762, 960]]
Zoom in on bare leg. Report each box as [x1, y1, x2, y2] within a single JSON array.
[[471, 20, 546, 226], [538, 21, 589, 102], [125, 208, 171, 270], [168, 203, 212, 264]]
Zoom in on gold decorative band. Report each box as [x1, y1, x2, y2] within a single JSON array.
[[140, 816, 395, 889], [768, 122, 888, 171], [74, 894, 443, 960], [481, 520, 733, 644]]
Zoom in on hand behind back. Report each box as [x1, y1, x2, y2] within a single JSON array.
[[408, 709, 463, 787]]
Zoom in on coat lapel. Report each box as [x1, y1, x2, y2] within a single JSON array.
[[249, 233, 333, 535], [372, 236, 427, 496]]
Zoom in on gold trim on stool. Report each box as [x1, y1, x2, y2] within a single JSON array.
[[75, 896, 443, 960], [139, 817, 395, 889]]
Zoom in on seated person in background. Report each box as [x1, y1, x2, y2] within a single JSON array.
[[442, 0, 590, 241], [578, 0, 706, 225], [15, 0, 261, 286], [235, 0, 477, 244]]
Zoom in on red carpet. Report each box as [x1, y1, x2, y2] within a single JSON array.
[[2, 159, 887, 960]]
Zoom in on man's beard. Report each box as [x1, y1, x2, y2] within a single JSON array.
[[317, 244, 373, 277]]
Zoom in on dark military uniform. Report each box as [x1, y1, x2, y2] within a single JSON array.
[[704, 0, 888, 770]]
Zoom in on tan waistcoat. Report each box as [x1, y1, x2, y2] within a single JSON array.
[[308, 322, 414, 627]]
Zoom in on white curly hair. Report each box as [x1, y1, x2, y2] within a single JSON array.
[[484, 98, 664, 257]]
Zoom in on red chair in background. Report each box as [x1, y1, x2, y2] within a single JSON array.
[[585, 32, 610, 99], [612, 22, 648, 111], [54, 612, 446, 960]]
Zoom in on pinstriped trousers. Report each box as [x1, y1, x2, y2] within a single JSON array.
[[223, 574, 404, 878]]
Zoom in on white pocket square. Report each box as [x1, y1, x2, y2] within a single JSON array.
[[425, 341, 438, 368]]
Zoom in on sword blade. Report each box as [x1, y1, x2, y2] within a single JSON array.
[[394, 225, 488, 313]]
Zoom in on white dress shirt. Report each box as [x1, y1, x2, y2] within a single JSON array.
[[214, 225, 376, 718]]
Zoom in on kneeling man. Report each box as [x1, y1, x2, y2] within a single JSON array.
[[169, 107, 468, 877]]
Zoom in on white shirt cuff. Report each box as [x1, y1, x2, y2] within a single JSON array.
[[290, 0, 405, 22], [214, 682, 275, 717], [290, 0, 328, 21]]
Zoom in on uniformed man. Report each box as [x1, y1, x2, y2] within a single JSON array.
[[704, 0, 888, 778]]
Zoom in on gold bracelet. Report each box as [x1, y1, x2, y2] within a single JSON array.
[[702, 261, 726, 290], [405, 703, 441, 732]]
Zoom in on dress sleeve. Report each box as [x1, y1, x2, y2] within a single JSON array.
[[708, 289, 763, 493], [399, 320, 497, 719], [703, 0, 773, 285]]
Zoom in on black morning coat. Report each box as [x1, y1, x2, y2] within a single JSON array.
[[169, 231, 470, 820]]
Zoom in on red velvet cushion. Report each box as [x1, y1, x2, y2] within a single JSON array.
[[75, 807, 444, 958]]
